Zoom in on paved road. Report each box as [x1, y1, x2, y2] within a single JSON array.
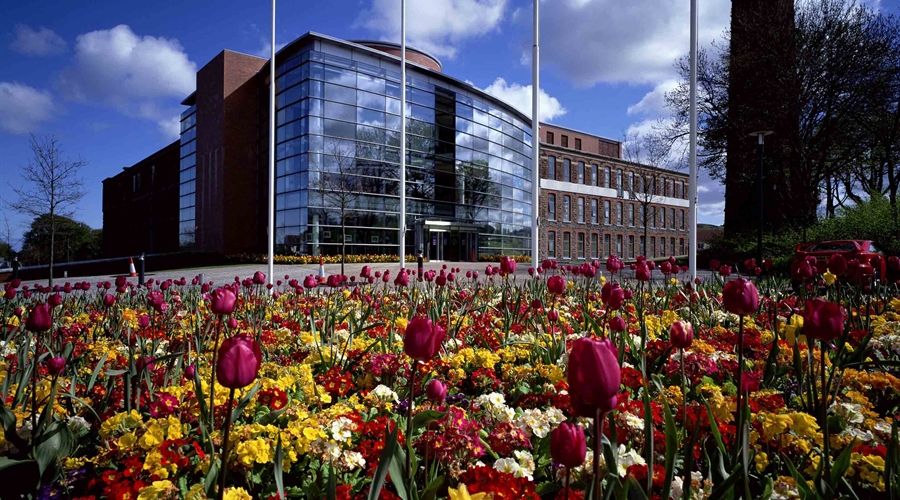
[[14, 260, 717, 289]]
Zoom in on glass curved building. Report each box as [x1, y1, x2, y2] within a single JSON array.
[[270, 34, 533, 261]]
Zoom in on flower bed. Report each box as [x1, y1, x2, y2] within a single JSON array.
[[1, 256, 899, 500]]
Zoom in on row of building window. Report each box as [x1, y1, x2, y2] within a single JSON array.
[[547, 194, 686, 230], [546, 131, 582, 151], [546, 156, 687, 199], [546, 231, 687, 260]]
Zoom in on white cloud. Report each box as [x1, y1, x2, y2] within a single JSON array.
[[0, 82, 55, 135], [10, 25, 67, 56], [57, 25, 196, 138], [356, 0, 508, 59], [627, 80, 679, 116], [697, 185, 710, 193], [698, 200, 725, 217], [537, 0, 729, 87], [482, 77, 566, 122], [254, 40, 288, 59]]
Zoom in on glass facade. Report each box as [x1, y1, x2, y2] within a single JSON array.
[[272, 49, 533, 258], [178, 105, 197, 248]]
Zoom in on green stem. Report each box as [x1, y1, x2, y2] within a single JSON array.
[[406, 361, 417, 490], [217, 387, 237, 500], [594, 408, 604, 500], [735, 316, 744, 461], [821, 342, 830, 478]]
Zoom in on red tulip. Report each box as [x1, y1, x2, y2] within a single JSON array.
[[404, 316, 445, 361], [47, 356, 66, 376], [500, 256, 517, 276], [606, 256, 622, 274], [609, 316, 627, 332], [670, 320, 694, 348], [426, 379, 447, 402], [215, 334, 262, 389], [138, 314, 150, 328], [722, 278, 759, 316], [210, 287, 237, 316], [718, 265, 732, 277], [547, 310, 559, 322], [550, 422, 587, 468], [827, 254, 847, 275], [794, 260, 814, 281], [184, 364, 196, 378], [2, 288, 14, 300], [888, 255, 900, 271], [567, 337, 621, 417], [601, 283, 625, 311], [741, 371, 761, 394], [25, 303, 52, 332], [635, 264, 651, 281], [103, 294, 116, 307], [360, 266, 371, 278], [252, 271, 266, 285], [547, 275, 566, 295], [803, 298, 844, 341]]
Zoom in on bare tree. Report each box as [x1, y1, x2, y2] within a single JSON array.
[[315, 140, 360, 276], [7, 135, 86, 285], [0, 211, 15, 262], [622, 131, 673, 257]]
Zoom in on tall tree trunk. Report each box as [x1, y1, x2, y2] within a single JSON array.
[[49, 211, 55, 286], [825, 176, 835, 218]]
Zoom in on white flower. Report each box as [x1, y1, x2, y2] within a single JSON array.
[[487, 392, 506, 407], [341, 450, 366, 471], [67, 416, 91, 437], [843, 427, 874, 442], [546, 407, 566, 425], [371, 384, 399, 402], [670, 476, 684, 500], [323, 441, 342, 461], [493, 458, 522, 476], [330, 417, 353, 442], [616, 445, 646, 477], [514, 450, 536, 480], [623, 412, 644, 430], [831, 402, 865, 424]]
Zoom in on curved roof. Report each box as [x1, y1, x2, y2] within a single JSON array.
[[347, 40, 443, 72]]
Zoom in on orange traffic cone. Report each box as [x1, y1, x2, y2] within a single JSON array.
[[128, 258, 137, 277], [317, 256, 326, 283]]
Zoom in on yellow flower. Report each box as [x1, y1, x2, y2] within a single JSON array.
[[222, 487, 253, 500], [447, 484, 487, 500], [139, 423, 165, 450], [117, 431, 138, 450], [822, 271, 837, 286], [755, 452, 769, 472], [137, 480, 174, 500], [395, 317, 409, 330]]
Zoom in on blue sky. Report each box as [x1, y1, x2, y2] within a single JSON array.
[[1, 0, 897, 249]]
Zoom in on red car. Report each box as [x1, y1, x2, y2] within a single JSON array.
[[793, 240, 888, 279]]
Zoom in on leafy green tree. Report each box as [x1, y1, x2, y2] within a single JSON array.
[[20, 214, 101, 266]]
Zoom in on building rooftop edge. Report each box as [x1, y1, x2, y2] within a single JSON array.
[[346, 39, 443, 71], [540, 122, 622, 146], [541, 142, 689, 177]]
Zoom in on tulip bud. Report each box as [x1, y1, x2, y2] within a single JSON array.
[[609, 316, 627, 332], [547, 275, 566, 295], [550, 422, 587, 468], [253, 271, 266, 285], [500, 256, 517, 276], [25, 303, 52, 332], [103, 294, 116, 307], [404, 316, 445, 361], [547, 310, 559, 322], [722, 278, 759, 316], [802, 298, 844, 341], [228, 317, 239, 330], [216, 335, 262, 389], [425, 379, 447, 402], [670, 320, 694, 348], [184, 364, 196, 378], [138, 314, 151, 328], [210, 287, 237, 316], [567, 337, 621, 417], [48, 293, 62, 307], [47, 356, 66, 376]]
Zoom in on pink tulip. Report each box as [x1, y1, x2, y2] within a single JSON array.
[[404, 316, 445, 361], [803, 298, 844, 341], [722, 278, 759, 316], [216, 335, 262, 389], [425, 379, 447, 402], [547, 276, 566, 295], [25, 303, 52, 332], [670, 320, 694, 348], [609, 316, 627, 332], [550, 422, 587, 468], [210, 287, 237, 316], [567, 337, 621, 417]]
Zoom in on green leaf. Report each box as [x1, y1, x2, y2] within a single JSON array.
[[411, 410, 446, 432], [0, 457, 34, 471], [33, 420, 73, 480], [204, 459, 219, 498], [830, 444, 854, 488], [192, 368, 209, 425], [327, 463, 336, 500], [368, 424, 399, 500], [86, 352, 108, 391], [274, 435, 285, 500], [231, 382, 261, 423], [388, 439, 410, 500], [660, 398, 678, 500], [783, 456, 814, 500], [625, 475, 650, 500], [707, 461, 743, 500]]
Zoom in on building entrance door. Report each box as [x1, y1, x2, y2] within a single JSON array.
[[429, 230, 447, 261], [459, 232, 478, 261]]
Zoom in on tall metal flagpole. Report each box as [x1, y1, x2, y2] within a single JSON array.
[[399, 0, 407, 269], [530, 0, 540, 268], [268, 0, 276, 286], [688, 0, 699, 281]]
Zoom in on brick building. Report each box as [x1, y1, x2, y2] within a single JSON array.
[[102, 140, 181, 257], [538, 124, 690, 262]]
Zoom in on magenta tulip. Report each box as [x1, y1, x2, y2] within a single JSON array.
[[500, 256, 517, 276], [547, 275, 566, 295], [394, 271, 410, 287], [550, 422, 587, 468], [404, 316, 445, 361], [209, 286, 237, 316], [567, 337, 621, 417], [609, 316, 627, 332], [103, 294, 116, 307], [25, 303, 52, 332], [47, 356, 66, 376], [138, 314, 151, 328], [722, 278, 759, 316], [635, 264, 651, 282], [215, 334, 262, 389], [827, 254, 847, 275], [425, 379, 447, 402], [670, 320, 694, 348], [803, 298, 844, 341], [252, 271, 266, 285]]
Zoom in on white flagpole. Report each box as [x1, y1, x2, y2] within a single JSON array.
[[268, 0, 276, 286], [399, 0, 407, 269], [688, 0, 699, 280], [531, 0, 540, 268]]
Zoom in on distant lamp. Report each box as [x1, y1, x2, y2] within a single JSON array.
[[748, 131, 773, 266]]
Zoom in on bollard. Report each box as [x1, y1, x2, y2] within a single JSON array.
[[417, 252, 424, 281], [138, 253, 146, 286], [12, 257, 20, 280], [63, 271, 68, 278], [199, 273, 204, 287]]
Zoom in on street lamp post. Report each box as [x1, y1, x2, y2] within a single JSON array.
[[749, 131, 773, 266]]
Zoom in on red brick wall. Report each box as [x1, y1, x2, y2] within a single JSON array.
[[102, 140, 181, 257], [357, 43, 442, 72], [540, 123, 622, 159]]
